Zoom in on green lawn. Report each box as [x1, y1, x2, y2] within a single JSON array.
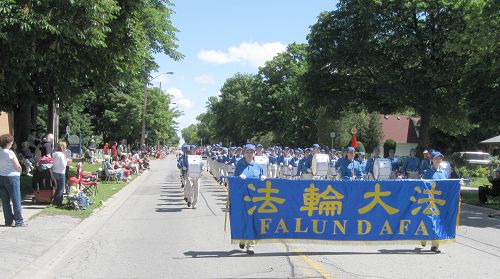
[[42, 179, 131, 218], [467, 177, 490, 188], [461, 190, 500, 210], [21, 160, 139, 219]]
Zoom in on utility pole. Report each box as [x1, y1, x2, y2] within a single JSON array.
[[140, 72, 174, 148]]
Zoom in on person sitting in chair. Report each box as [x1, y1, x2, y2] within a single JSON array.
[[478, 167, 500, 204]]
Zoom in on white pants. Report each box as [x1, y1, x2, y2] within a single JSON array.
[[301, 173, 313, 180], [184, 177, 200, 207], [269, 164, 278, 178]]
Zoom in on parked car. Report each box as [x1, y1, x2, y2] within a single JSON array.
[[448, 152, 491, 168]]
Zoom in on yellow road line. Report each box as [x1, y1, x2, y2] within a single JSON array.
[[292, 248, 335, 279], [212, 172, 334, 279]]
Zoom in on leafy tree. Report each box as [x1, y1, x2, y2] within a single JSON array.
[[364, 112, 384, 152], [307, 0, 473, 149], [181, 124, 198, 145]]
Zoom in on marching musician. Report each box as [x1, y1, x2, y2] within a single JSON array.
[[268, 148, 278, 178], [421, 151, 448, 253], [298, 148, 313, 180], [402, 147, 421, 178], [339, 147, 363, 180], [234, 144, 266, 255], [387, 149, 400, 178], [365, 146, 381, 179], [420, 150, 432, 175]]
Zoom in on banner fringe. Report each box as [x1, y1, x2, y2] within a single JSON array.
[[230, 238, 456, 246]]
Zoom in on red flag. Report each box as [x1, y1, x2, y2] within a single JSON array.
[[351, 133, 358, 149]]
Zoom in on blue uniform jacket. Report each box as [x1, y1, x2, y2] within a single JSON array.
[[234, 159, 264, 178], [339, 159, 363, 179], [365, 156, 380, 175], [268, 154, 278, 164], [420, 159, 431, 174], [402, 156, 420, 173], [422, 167, 448, 179]]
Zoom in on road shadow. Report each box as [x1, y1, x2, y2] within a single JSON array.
[[156, 208, 183, 213], [459, 209, 500, 229], [182, 248, 434, 258]]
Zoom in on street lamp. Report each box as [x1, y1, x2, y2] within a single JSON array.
[[141, 72, 174, 148]]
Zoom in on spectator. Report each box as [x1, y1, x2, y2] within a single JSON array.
[[112, 142, 118, 160], [34, 140, 42, 158], [20, 141, 35, 176], [52, 142, 69, 207], [44, 133, 54, 154], [103, 142, 110, 155], [478, 168, 500, 204], [0, 134, 25, 227]]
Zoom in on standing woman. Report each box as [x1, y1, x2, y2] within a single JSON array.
[[0, 134, 25, 227], [52, 142, 69, 207]]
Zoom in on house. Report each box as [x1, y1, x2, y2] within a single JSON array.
[[480, 135, 500, 156], [379, 115, 419, 156]]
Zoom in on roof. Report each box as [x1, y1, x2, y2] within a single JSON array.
[[480, 135, 500, 144], [380, 115, 419, 144]]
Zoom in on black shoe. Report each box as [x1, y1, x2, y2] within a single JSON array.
[[239, 242, 245, 249], [184, 197, 188, 202], [431, 246, 441, 253], [187, 202, 191, 207]]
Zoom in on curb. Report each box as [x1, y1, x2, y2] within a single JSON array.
[[14, 168, 152, 279]]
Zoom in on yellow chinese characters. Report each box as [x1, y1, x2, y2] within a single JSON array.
[[358, 183, 399, 215], [410, 182, 446, 215], [244, 181, 285, 215], [300, 184, 344, 217]]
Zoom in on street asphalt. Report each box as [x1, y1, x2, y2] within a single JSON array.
[[1, 155, 499, 279]]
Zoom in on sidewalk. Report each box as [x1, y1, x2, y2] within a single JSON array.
[[0, 197, 49, 234], [0, 168, 150, 279]]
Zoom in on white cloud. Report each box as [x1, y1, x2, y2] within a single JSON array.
[[194, 74, 216, 85], [198, 41, 286, 67], [165, 87, 194, 109]]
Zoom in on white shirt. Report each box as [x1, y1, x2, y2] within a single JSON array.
[[0, 149, 20, 176], [52, 151, 67, 174]]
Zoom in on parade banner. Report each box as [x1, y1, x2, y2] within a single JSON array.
[[228, 177, 460, 244]]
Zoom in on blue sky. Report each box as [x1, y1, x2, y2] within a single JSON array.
[[151, 0, 338, 137]]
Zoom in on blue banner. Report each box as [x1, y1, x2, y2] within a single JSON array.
[[228, 178, 460, 243]]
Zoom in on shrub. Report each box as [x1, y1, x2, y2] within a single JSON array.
[[356, 141, 366, 152], [383, 139, 396, 157]]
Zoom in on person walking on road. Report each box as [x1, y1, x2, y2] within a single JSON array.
[[421, 151, 448, 253], [234, 144, 266, 255], [0, 134, 25, 227]]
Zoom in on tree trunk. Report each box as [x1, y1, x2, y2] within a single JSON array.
[[417, 109, 431, 151], [13, 94, 34, 150], [47, 100, 54, 136]]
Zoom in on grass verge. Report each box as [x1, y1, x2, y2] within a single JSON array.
[[24, 161, 140, 219], [461, 191, 500, 210]]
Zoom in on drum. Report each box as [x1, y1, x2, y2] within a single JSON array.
[[254, 156, 269, 177], [373, 158, 391, 180], [312, 154, 329, 176], [187, 155, 202, 178]]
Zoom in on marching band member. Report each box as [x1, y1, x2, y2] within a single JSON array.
[[234, 144, 266, 255], [255, 144, 264, 156], [290, 149, 301, 179], [365, 146, 381, 179], [357, 152, 368, 178], [421, 151, 448, 253], [278, 147, 292, 178], [420, 150, 432, 175], [185, 146, 203, 209], [299, 148, 313, 180], [339, 147, 363, 180], [268, 148, 278, 178], [402, 147, 421, 179], [328, 148, 338, 180], [177, 145, 189, 188], [387, 149, 400, 178]]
